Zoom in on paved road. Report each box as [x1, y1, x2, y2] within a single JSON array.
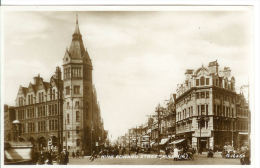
[[68, 153, 241, 165]]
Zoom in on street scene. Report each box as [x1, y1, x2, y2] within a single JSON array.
[[2, 7, 252, 166]]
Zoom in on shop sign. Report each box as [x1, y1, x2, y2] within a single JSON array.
[[194, 130, 211, 137]]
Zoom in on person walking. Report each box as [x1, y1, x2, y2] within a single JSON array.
[[173, 147, 179, 161], [60, 149, 68, 165], [81, 150, 84, 159], [46, 150, 53, 165], [165, 147, 170, 158], [38, 150, 45, 165], [76, 150, 80, 158], [65, 150, 69, 164], [72, 151, 75, 158]]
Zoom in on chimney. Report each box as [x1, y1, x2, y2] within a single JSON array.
[[223, 67, 231, 78], [172, 94, 177, 101], [55, 66, 62, 80], [33, 74, 42, 85], [208, 60, 219, 74]]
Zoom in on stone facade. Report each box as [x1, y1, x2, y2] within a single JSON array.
[[4, 105, 16, 141], [14, 69, 63, 149], [175, 60, 249, 151], [10, 17, 106, 155]]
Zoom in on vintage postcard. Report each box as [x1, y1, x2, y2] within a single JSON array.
[[1, 5, 255, 167]]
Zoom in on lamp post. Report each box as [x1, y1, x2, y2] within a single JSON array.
[[12, 120, 20, 141]]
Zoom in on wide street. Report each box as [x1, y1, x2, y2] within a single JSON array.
[[68, 153, 241, 165]]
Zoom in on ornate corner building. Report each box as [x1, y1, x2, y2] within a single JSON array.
[[175, 60, 250, 151], [6, 17, 107, 155]]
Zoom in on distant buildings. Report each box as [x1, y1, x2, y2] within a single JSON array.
[[120, 60, 250, 152], [5, 17, 107, 155]]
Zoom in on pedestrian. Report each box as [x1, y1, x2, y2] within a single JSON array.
[[136, 147, 139, 155], [46, 150, 53, 165], [31, 148, 39, 164], [81, 150, 84, 159], [38, 150, 45, 165], [60, 149, 68, 165], [72, 151, 75, 158], [122, 147, 126, 156], [89, 150, 96, 161], [59, 150, 65, 165], [65, 150, 69, 164], [76, 150, 80, 158], [165, 147, 169, 158], [173, 147, 179, 161]]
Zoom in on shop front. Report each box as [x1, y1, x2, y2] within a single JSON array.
[[193, 130, 211, 152]]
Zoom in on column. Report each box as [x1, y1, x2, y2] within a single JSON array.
[[209, 137, 214, 150], [192, 136, 197, 149]]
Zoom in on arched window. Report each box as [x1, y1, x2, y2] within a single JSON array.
[[200, 77, 205, 86]]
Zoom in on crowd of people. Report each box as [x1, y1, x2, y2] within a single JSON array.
[[30, 143, 250, 164], [31, 148, 71, 165]]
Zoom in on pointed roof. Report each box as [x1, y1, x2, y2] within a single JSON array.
[[74, 14, 80, 34], [68, 15, 85, 59]]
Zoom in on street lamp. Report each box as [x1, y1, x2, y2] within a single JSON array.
[[12, 120, 20, 141]]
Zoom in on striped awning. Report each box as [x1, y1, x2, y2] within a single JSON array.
[[5, 148, 32, 163], [170, 139, 185, 145], [159, 138, 170, 145]]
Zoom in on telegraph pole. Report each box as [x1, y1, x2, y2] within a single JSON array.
[[57, 67, 63, 153], [156, 104, 161, 155], [128, 132, 131, 155], [135, 126, 138, 148]]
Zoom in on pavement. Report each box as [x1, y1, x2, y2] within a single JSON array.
[[68, 153, 241, 165]]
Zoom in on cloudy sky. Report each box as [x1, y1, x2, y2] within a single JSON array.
[[3, 7, 252, 140]]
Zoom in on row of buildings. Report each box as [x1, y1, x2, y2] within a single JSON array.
[[4, 17, 107, 155], [117, 60, 250, 152]]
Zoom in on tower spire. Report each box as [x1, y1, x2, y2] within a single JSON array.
[[76, 13, 78, 24], [74, 13, 80, 35]]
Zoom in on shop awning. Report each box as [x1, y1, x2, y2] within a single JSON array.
[[159, 138, 170, 145], [170, 139, 185, 145]]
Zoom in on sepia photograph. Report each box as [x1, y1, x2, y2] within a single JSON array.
[[1, 5, 254, 166]]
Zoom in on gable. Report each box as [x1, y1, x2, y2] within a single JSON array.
[[195, 67, 209, 77]]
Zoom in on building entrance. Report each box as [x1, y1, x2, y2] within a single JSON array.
[[200, 139, 207, 152], [198, 137, 208, 153]]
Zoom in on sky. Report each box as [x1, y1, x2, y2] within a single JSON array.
[[2, 7, 252, 141]]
